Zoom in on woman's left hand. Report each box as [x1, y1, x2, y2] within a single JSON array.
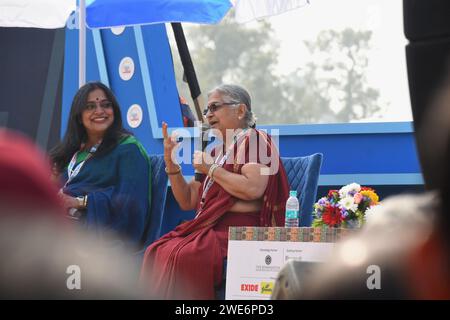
[[192, 151, 214, 174], [58, 191, 79, 211]]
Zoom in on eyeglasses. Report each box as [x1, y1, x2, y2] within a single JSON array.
[[202, 102, 239, 116], [85, 101, 113, 111]]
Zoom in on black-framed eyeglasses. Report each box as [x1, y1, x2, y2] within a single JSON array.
[[202, 102, 239, 116], [85, 100, 113, 111]]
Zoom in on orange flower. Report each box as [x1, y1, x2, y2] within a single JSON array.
[[361, 190, 379, 205]]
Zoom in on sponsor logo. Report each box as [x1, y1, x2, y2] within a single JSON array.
[[119, 57, 135, 81], [127, 104, 143, 128], [265, 255, 272, 265], [240, 284, 259, 292], [260, 282, 274, 295]]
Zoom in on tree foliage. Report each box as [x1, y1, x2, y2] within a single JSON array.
[[170, 18, 383, 124], [299, 28, 382, 122]]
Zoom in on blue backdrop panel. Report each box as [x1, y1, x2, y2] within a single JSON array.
[[140, 25, 183, 129], [169, 130, 421, 177], [278, 133, 421, 174]]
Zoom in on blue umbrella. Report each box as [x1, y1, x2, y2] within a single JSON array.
[[85, 0, 233, 28]]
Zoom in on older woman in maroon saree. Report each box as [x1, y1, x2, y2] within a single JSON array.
[[140, 85, 289, 299]]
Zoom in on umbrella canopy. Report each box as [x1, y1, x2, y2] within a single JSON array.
[[0, 0, 75, 28], [86, 0, 233, 28]]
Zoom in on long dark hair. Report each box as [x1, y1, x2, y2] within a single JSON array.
[[50, 82, 130, 173]]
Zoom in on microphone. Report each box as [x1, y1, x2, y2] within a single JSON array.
[[195, 123, 210, 182]]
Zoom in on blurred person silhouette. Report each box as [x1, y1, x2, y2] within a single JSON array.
[[0, 128, 152, 299], [179, 95, 196, 127], [49, 82, 151, 252], [0, 129, 62, 215], [274, 74, 450, 300]]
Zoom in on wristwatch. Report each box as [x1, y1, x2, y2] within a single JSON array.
[[76, 195, 88, 209]]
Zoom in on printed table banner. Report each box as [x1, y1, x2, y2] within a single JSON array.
[[225, 227, 355, 300]]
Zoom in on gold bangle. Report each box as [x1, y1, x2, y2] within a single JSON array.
[[165, 164, 181, 175], [76, 196, 87, 209]]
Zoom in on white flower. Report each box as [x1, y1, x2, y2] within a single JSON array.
[[339, 196, 358, 212], [339, 183, 361, 198]]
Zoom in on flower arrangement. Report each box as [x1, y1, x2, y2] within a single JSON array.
[[312, 183, 380, 228]]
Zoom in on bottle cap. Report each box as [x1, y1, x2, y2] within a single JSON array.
[[289, 190, 297, 197]]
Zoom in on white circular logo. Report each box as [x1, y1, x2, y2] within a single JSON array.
[[111, 26, 125, 35], [127, 104, 143, 128], [119, 57, 135, 81]]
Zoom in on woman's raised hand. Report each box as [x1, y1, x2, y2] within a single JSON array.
[[162, 122, 180, 167]]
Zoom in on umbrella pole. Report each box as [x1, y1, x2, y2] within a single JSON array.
[[79, 0, 86, 88], [171, 23, 209, 182], [170, 23, 204, 123]]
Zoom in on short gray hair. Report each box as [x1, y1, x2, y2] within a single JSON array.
[[207, 84, 257, 128]]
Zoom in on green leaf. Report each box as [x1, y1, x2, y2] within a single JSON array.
[[312, 219, 325, 227]]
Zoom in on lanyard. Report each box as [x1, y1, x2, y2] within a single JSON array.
[[64, 143, 99, 187], [196, 129, 248, 218]]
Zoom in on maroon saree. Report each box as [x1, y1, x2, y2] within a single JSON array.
[[140, 129, 289, 299]]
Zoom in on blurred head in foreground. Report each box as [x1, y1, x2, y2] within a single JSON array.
[[0, 128, 62, 216]]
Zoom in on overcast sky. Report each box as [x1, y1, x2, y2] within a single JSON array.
[[264, 0, 412, 121]]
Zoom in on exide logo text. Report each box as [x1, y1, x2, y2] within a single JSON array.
[[240, 284, 259, 292]]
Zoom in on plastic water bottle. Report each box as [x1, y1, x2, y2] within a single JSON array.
[[285, 190, 300, 228]]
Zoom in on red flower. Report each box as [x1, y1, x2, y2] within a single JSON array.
[[327, 190, 339, 198], [322, 205, 343, 227], [361, 187, 374, 192]]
